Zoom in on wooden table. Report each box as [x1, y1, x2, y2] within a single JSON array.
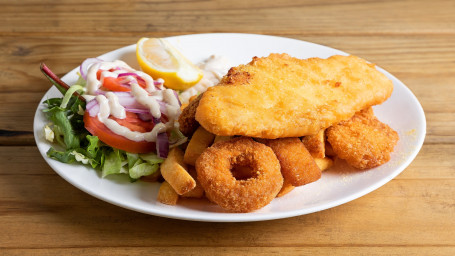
[[1, 0, 454, 255]]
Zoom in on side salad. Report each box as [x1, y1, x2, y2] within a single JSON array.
[[40, 59, 187, 181]]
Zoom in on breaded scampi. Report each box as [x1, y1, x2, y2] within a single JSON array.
[[178, 93, 203, 136], [326, 107, 399, 169]]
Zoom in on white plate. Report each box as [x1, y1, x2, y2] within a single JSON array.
[[34, 33, 426, 222]]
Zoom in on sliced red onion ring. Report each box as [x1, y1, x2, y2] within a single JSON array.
[[126, 108, 151, 114], [152, 117, 161, 125], [137, 112, 153, 121], [80, 58, 103, 80], [156, 132, 169, 158], [95, 90, 148, 110], [154, 79, 164, 90], [86, 99, 100, 117], [118, 73, 146, 84], [173, 90, 181, 106], [158, 101, 167, 116], [117, 72, 137, 77]]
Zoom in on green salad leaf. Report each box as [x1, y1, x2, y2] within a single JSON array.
[[43, 83, 162, 180]]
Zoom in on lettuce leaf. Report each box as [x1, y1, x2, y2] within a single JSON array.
[[43, 91, 162, 180]]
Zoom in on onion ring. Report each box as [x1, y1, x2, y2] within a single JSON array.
[[196, 137, 283, 213]]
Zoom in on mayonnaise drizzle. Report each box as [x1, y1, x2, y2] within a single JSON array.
[[130, 83, 162, 118], [105, 92, 126, 119], [86, 60, 156, 94], [85, 56, 226, 143], [95, 94, 170, 142]]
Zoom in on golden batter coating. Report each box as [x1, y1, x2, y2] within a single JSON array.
[[195, 54, 393, 138], [263, 138, 321, 186], [195, 137, 283, 213], [178, 93, 203, 136], [326, 108, 399, 169]]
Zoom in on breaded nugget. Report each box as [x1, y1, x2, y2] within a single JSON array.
[[196, 54, 393, 138], [326, 108, 399, 169], [264, 138, 321, 186], [178, 93, 203, 136]]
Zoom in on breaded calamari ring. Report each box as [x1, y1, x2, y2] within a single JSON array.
[[263, 138, 321, 186], [196, 137, 283, 213]]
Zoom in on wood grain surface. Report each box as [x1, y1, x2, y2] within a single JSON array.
[[1, 0, 454, 255]]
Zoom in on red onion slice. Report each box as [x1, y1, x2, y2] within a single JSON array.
[[86, 99, 100, 117], [173, 90, 181, 106], [80, 58, 103, 80], [95, 90, 148, 111], [156, 132, 169, 158], [126, 108, 151, 114], [118, 73, 146, 84], [158, 101, 167, 116], [137, 112, 153, 121]]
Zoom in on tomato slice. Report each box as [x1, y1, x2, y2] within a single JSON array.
[[110, 111, 155, 133], [97, 70, 148, 92], [102, 77, 131, 92], [83, 111, 156, 153]]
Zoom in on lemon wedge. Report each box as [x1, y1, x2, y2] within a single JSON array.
[[136, 37, 203, 90]]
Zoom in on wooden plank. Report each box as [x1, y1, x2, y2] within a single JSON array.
[[1, 35, 454, 93], [1, 0, 454, 35], [0, 92, 43, 132], [1, 0, 453, 253], [1, 247, 455, 256], [0, 176, 453, 248], [0, 146, 453, 248]]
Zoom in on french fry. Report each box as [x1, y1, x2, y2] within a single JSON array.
[[302, 129, 325, 158], [276, 179, 294, 197], [183, 126, 215, 166], [314, 157, 334, 171], [213, 135, 233, 144], [181, 166, 204, 198], [161, 147, 196, 195], [157, 181, 179, 205]]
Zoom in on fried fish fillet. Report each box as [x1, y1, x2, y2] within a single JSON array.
[[195, 54, 394, 139], [326, 107, 399, 169]]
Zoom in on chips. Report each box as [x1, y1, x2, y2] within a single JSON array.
[[302, 130, 326, 158], [183, 126, 215, 166], [314, 157, 334, 172], [160, 147, 196, 195], [181, 166, 205, 198], [157, 181, 179, 205]]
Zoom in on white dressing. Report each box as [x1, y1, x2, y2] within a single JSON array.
[[86, 60, 157, 94], [84, 56, 226, 144], [130, 83, 162, 118], [179, 55, 230, 104], [105, 92, 126, 119]]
